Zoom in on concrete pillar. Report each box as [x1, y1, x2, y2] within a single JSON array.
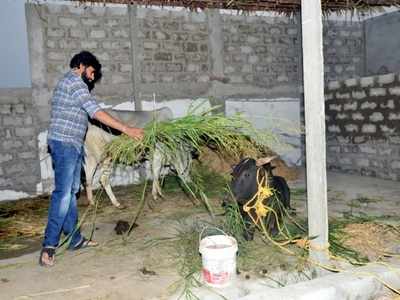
[[206, 9, 226, 113], [128, 4, 142, 110], [25, 3, 51, 130], [301, 0, 329, 262], [26, 3, 53, 194]]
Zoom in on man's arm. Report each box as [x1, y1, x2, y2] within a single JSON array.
[[93, 110, 144, 140]]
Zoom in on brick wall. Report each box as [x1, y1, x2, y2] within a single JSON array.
[[32, 4, 367, 104], [222, 15, 300, 87], [0, 88, 41, 196], [42, 4, 132, 104], [323, 20, 364, 81], [138, 10, 209, 85], [2, 3, 396, 200], [325, 73, 400, 180]]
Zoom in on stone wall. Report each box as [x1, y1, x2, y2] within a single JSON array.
[[0, 88, 41, 200], [325, 73, 400, 180]]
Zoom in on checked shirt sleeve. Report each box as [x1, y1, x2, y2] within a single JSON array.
[[70, 80, 102, 118]]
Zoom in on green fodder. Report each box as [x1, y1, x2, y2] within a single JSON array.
[[172, 226, 203, 300], [104, 107, 280, 214], [221, 198, 247, 246], [104, 107, 279, 166], [141, 222, 203, 300]]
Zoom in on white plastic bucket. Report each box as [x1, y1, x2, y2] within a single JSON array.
[[199, 234, 238, 288]]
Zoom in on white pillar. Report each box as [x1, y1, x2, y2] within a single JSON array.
[[301, 0, 329, 262]]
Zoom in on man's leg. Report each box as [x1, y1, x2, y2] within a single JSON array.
[[63, 149, 84, 248], [42, 140, 82, 256]]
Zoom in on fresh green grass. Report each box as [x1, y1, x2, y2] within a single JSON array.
[[105, 106, 276, 166]]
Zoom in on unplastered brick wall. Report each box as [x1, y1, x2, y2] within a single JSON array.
[[0, 89, 41, 195], [222, 16, 364, 88], [31, 3, 214, 104], [34, 3, 367, 104], [325, 73, 400, 180], [323, 20, 364, 82], [41, 4, 132, 103], [222, 15, 300, 87], [138, 9, 209, 86]]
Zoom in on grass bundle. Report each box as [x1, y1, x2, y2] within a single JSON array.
[[104, 106, 279, 165]]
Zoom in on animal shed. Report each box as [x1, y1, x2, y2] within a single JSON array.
[[0, 0, 400, 299]]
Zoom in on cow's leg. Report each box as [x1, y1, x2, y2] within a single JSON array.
[[99, 159, 125, 209], [175, 144, 192, 182], [151, 148, 165, 204], [84, 155, 97, 206], [265, 202, 280, 237], [173, 146, 200, 204]]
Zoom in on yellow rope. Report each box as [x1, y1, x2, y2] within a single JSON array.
[[241, 168, 400, 293], [242, 168, 314, 253], [242, 168, 273, 225]]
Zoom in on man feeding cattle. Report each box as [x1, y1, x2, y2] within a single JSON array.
[[39, 51, 144, 267]]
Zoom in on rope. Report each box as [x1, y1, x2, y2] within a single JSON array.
[[240, 167, 400, 292], [242, 168, 310, 249], [242, 168, 274, 226]]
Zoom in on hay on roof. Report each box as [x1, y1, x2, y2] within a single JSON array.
[[70, 0, 399, 15]]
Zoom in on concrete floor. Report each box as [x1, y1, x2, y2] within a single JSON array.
[[1, 170, 399, 300], [292, 170, 400, 219], [179, 170, 400, 300]]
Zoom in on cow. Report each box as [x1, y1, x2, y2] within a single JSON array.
[[225, 156, 291, 241], [83, 107, 192, 209]]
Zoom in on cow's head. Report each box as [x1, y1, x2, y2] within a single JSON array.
[[229, 158, 258, 205], [228, 156, 277, 205]]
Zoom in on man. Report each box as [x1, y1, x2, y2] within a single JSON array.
[[39, 51, 144, 267]]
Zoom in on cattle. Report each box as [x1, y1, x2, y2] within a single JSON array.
[[225, 156, 291, 241], [83, 107, 193, 209]]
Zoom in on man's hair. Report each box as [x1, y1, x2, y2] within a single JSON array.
[[69, 51, 101, 73]]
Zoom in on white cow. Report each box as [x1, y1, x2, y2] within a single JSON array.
[[84, 107, 192, 208]]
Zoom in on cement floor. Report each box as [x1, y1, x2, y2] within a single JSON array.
[[1, 170, 399, 300]]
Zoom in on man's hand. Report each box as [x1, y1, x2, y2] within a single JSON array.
[[93, 110, 144, 140], [123, 126, 144, 140]]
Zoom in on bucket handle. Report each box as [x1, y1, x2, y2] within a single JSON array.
[[199, 226, 230, 245]]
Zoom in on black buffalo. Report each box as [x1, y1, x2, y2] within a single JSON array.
[[225, 157, 291, 241]]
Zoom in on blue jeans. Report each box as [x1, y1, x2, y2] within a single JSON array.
[[43, 139, 84, 249]]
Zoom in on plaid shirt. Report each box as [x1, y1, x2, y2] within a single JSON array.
[[48, 71, 101, 150]]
